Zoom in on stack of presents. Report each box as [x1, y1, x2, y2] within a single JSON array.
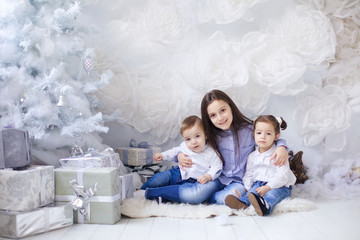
[[115, 139, 165, 183], [0, 128, 161, 239]]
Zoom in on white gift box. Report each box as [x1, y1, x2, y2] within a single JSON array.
[[55, 167, 121, 224], [0, 203, 73, 239], [0, 165, 54, 211], [59, 148, 121, 168]]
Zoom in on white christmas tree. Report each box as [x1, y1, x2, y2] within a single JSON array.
[[0, 0, 113, 165]]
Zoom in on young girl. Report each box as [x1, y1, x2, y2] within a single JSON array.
[[177, 89, 289, 204], [224, 115, 296, 216]]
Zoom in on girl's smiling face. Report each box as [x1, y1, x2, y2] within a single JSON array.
[[207, 99, 233, 131]]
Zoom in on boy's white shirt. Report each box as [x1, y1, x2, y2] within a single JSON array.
[[161, 142, 223, 181], [243, 144, 296, 190]]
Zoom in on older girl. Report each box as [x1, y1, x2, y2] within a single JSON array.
[[178, 89, 288, 204]]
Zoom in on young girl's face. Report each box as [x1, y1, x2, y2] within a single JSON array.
[[254, 121, 280, 153], [182, 123, 206, 153], [207, 99, 233, 131]]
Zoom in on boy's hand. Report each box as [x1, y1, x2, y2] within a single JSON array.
[[197, 174, 212, 184], [153, 153, 163, 161]]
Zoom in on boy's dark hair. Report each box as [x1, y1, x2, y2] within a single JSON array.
[[180, 115, 203, 136]]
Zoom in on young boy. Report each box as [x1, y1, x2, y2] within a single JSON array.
[[136, 115, 223, 203]]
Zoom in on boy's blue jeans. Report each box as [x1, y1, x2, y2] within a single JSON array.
[[141, 165, 185, 189], [140, 166, 219, 204], [239, 181, 292, 214]]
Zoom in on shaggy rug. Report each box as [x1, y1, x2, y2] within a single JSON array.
[[120, 197, 316, 219]]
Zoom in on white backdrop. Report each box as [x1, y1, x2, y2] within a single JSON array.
[[78, 0, 360, 199]]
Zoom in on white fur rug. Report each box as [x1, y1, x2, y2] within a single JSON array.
[[120, 197, 316, 219]]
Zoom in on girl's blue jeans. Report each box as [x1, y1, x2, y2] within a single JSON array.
[[207, 179, 246, 204], [141, 166, 220, 204], [239, 181, 292, 214]]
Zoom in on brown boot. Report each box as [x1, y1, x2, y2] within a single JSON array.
[[225, 195, 248, 210]]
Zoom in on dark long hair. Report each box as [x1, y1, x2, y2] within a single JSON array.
[[200, 89, 252, 163]]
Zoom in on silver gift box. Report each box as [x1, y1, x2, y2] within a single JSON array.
[[0, 203, 73, 239], [0, 128, 31, 169], [0, 165, 54, 211], [115, 147, 161, 167]]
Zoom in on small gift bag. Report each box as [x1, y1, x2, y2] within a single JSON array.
[[0, 128, 32, 169], [119, 173, 135, 204]]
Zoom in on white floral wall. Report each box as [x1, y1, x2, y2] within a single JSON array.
[[80, 0, 360, 199]]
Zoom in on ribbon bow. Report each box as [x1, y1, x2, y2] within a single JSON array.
[[83, 146, 101, 157], [70, 143, 84, 157], [83, 147, 115, 157], [129, 138, 151, 148], [69, 179, 97, 221]]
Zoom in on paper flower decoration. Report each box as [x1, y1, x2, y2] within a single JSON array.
[[294, 85, 352, 151]]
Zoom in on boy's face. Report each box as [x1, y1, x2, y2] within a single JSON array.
[[182, 123, 206, 153]]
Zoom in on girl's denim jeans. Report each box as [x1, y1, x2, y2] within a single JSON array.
[[207, 179, 246, 205], [239, 181, 292, 214]]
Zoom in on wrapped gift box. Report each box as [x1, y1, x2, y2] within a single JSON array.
[[0, 128, 31, 169], [119, 173, 135, 203], [59, 148, 121, 168], [55, 167, 121, 224], [0, 203, 73, 239], [0, 165, 54, 211], [126, 164, 169, 184], [115, 147, 161, 167]]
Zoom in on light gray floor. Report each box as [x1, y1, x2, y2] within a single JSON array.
[[3, 199, 360, 240]]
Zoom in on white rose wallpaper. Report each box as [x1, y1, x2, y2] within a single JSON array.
[[1, 0, 360, 200]]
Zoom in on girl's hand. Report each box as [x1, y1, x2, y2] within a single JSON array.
[[177, 152, 194, 171], [197, 174, 212, 184], [270, 146, 288, 166], [153, 153, 163, 161], [256, 185, 271, 197]]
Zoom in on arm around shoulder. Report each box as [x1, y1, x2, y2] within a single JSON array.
[[272, 139, 289, 166], [275, 139, 288, 151]]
